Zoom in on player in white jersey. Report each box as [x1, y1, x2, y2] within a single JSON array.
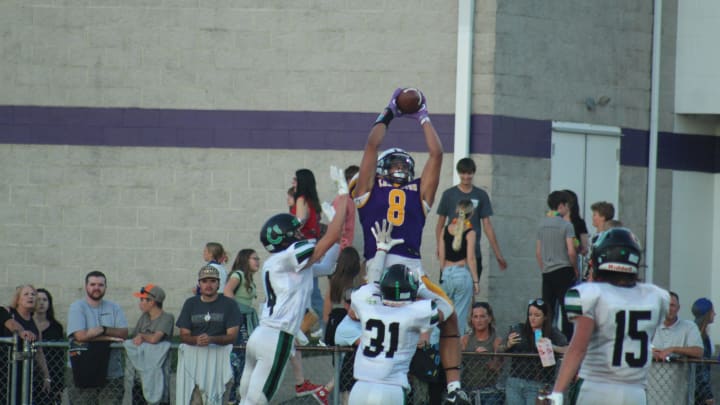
[[345, 221, 446, 404], [239, 168, 349, 405], [544, 228, 670, 405], [349, 270, 439, 404], [348, 258, 440, 402]]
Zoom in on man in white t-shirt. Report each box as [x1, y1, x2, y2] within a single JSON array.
[[646, 291, 703, 405]]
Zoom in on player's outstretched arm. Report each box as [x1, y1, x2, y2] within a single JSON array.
[[403, 92, 443, 206], [418, 122, 442, 206], [366, 220, 404, 283], [355, 88, 403, 197], [311, 167, 350, 264]]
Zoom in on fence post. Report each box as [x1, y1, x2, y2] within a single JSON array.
[[332, 348, 341, 405], [20, 339, 32, 405], [10, 333, 18, 405]]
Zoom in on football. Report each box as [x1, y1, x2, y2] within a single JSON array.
[[396, 88, 423, 114]]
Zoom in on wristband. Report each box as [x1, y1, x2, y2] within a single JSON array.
[[419, 116, 431, 125], [374, 108, 394, 127]]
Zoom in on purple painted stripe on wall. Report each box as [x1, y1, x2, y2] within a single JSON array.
[[491, 115, 552, 158], [620, 128, 650, 167], [0, 106, 717, 173], [0, 106, 457, 152], [659, 131, 717, 173], [621, 128, 719, 173]]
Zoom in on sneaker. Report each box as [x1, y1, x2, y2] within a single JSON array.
[[312, 386, 329, 405], [310, 327, 324, 339], [295, 380, 322, 397], [445, 388, 471, 405]]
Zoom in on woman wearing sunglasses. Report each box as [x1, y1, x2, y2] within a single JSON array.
[[504, 298, 568, 405]]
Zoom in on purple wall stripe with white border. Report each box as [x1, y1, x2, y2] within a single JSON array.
[[0, 106, 717, 173]]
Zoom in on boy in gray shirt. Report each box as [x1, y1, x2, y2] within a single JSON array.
[[536, 190, 577, 339], [435, 158, 507, 279]]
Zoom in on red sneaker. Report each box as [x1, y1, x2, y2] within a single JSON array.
[[312, 386, 329, 405], [295, 380, 322, 397]]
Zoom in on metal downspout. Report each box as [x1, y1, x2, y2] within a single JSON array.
[[646, 0, 663, 284], [453, 0, 475, 183]]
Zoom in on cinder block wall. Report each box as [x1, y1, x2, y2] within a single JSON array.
[[0, 144, 376, 325], [0, 1, 460, 113], [0, 1, 466, 326], [492, 0, 678, 132]]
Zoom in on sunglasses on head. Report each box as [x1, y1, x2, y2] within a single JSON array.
[[139, 286, 156, 299], [528, 298, 545, 307]]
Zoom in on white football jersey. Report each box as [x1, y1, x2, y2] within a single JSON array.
[[565, 282, 670, 386], [351, 284, 439, 388], [259, 240, 315, 335]]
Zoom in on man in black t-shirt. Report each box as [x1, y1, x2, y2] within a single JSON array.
[[176, 266, 242, 404], [177, 265, 241, 344]]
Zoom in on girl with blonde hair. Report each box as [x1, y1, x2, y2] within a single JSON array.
[[3, 285, 52, 404], [438, 199, 478, 335]]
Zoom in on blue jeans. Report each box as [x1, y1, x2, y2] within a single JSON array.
[[477, 388, 504, 405], [311, 277, 324, 321], [440, 265, 473, 336], [505, 377, 546, 405]]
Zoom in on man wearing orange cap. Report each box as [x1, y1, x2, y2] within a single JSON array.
[[127, 284, 174, 404], [132, 284, 174, 345]]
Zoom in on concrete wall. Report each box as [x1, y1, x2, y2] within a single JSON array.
[[675, 0, 720, 113], [487, 155, 549, 332], [0, 1, 460, 113], [0, 144, 366, 326], [491, 0, 678, 132], [0, 0, 462, 325]]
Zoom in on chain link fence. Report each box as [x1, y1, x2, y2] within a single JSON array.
[[0, 336, 717, 404]]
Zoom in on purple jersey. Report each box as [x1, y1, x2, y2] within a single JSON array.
[[356, 177, 426, 260]]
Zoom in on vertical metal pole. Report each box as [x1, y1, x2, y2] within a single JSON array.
[[332, 349, 341, 405], [645, 0, 663, 284], [21, 339, 31, 405], [10, 333, 18, 405], [453, 0, 475, 183]]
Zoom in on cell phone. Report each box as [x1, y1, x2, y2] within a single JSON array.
[[508, 324, 524, 346]]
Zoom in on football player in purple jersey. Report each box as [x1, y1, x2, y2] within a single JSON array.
[[352, 88, 470, 404]]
